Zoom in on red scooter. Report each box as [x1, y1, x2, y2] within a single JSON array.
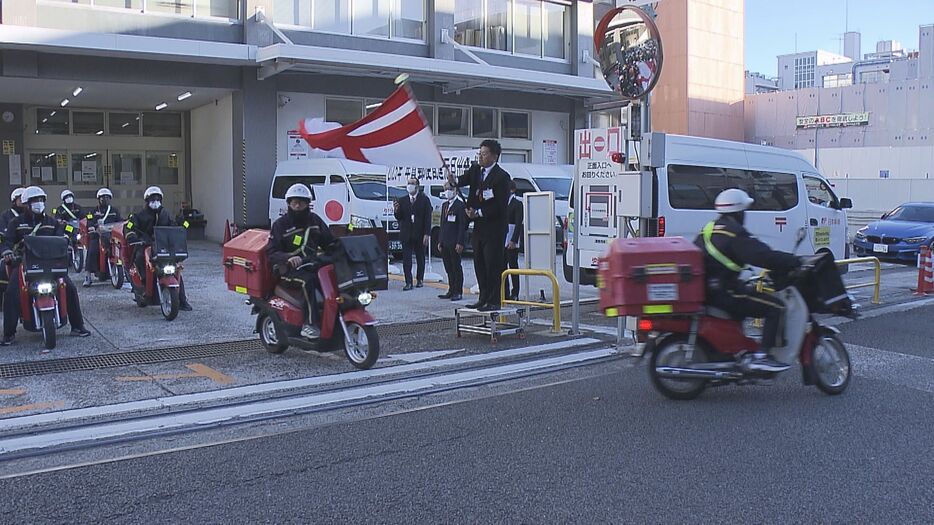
[[639, 253, 856, 400], [116, 225, 188, 321], [9, 236, 71, 350], [79, 218, 124, 289], [247, 260, 380, 370]]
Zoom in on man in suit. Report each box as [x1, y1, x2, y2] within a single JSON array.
[[503, 180, 524, 301], [437, 181, 468, 302], [452, 139, 511, 311], [393, 175, 433, 290]]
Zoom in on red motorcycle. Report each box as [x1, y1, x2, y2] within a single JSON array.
[[9, 236, 71, 350], [225, 232, 382, 369], [115, 225, 188, 321], [79, 218, 124, 289], [639, 253, 855, 400]]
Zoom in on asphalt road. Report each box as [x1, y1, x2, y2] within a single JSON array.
[[2, 350, 932, 524], [838, 304, 934, 358]]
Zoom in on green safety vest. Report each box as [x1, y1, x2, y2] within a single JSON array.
[[702, 221, 742, 273]]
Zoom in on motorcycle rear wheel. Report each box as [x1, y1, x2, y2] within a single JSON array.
[[649, 336, 710, 400], [160, 285, 179, 321], [40, 310, 56, 350], [343, 321, 379, 370], [812, 335, 851, 395], [72, 247, 85, 273], [109, 261, 124, 289], [258, 313, 288, 354]]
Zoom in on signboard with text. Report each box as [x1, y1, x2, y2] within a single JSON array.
[[796, 112, 869, 129]]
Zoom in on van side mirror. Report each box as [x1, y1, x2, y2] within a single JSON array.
[[839, 198, 853, 209], [795, 227, 807, 248]]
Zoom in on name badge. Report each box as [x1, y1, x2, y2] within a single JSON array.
[[446, 214, 456, 222], [411, 214, 415, 223], [482, 189, 494, 200]]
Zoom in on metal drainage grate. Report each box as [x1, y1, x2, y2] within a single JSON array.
[[0, 339, 261, 380]]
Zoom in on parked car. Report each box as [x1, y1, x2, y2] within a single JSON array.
[[853, 202, 934, 263]]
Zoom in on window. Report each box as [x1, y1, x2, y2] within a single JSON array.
[[194, 0, 238, 19], [36, 109, 69, 135], [59, 0, 238, 18], [142, 112, 182, 137], [513, 178, 537, 196], [314, 0, 352, 33], [454, 1, 566, 59], [805, 176, 837, 207], [146, 0, 194, 17], [112, 153, 143, 185], [419, 104, 435, 133], [109, 113, 141, 136], [349, 175, 408, 200], [353, 0, 390, 37], [93, 0, 143, 9], [146, 152, 181, 185], [534, 177, 571, 200], [501, 111, 530, 139], [823, 73, 853, 88], [27, 152, 69, 186], [72, 111, 105, 135], [438, 106, 469, 136], [472, 108, 498, 138], [392, 0, 426, 40], [326, 99, 362, 125], [71, 152, 103, 186], [667, 164, 798, 211], [272, 176, 327, 199]]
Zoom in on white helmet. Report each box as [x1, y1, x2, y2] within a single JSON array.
[[284, 183, 312, 202], [10, 187, 25, 203], [714, 188, 754, 214], [22, 186, 47, 203], [96, 188, 113, 199], [61, 189, 75, 201], [144, 186, 163, 201]]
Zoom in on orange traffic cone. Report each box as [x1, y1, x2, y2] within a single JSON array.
[[915, 246, 933, 295]]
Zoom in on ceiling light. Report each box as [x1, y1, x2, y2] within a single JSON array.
[[49, 111, 56, 117], [177, 91, 192, 101], [365, 102, 382, 110], [155, 102, 168, 111], [41, 118, 48, 123], [84, 153, 97, 159], [96, 130, 104, 135], [60, 98, 70, 107], [72, 87, 83, 97], [122, 122, 130, 128]]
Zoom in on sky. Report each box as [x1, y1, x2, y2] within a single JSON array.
[[745, 0, 933, 75]]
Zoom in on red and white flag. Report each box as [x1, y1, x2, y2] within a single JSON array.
[[298, 85, 443, 169]]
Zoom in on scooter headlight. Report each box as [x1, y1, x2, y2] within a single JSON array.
[[162, 264, 177, 275], [357, 292, 373, 306], [76, 234, 82, 241], [36, 282, 54, 294]]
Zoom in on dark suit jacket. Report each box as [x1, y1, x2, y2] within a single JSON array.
[[439, 198, 468, 248], [394, 192, 433, 242], [455, 163, 511, 236], [505, 195, 523, 248]]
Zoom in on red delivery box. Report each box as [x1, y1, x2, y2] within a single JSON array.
[[223, 229, 275, 297], [598, 237, 705, 316]]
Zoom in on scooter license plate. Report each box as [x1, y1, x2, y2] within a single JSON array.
[[872, 243, 888, 253]]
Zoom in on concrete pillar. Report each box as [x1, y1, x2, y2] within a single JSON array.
[[232, 71, 278, 228], [432, 0, 455, 61], [571, 0, 594, 78], [0, 104, 25, 203]]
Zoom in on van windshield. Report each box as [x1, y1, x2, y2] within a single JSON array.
[[349, 175, 407, 201], [271, 176, 327, 199], [534, 177, 571, 200]]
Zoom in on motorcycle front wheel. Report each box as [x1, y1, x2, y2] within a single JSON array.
[[40, 310, 56, 350], [72, 247, 85, 273], [109, 261, 124, 289], [812, 335, 851, 395], [342, 321, 379, 370], [160, 285, 179, 321], [649, 336, 710, 400]]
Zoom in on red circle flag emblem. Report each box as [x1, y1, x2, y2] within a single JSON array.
[[324, 200, 344, 222]]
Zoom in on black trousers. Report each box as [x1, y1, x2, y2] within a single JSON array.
[[133, 245, 189, 304], [86, 234, 104, 275], [4, 268, 84, 337], [504, 247, 520, 298], [709, 288, 785, 351], [440, 245, 463, 295], [401, 237, 425, 285], [0, 263, 8, 308], [282, 267, 320, 325], [473, 226, 506, 306]]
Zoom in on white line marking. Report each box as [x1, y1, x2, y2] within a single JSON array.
[[0, 347, 616, 455], [0, 337, 601, 433]]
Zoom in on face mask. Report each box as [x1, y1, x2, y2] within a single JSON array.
[[443, 190, 454, 200], [406, 184, 417, 195], [64, 196, 74, 204], [148, 200, 162, 210], [31, 202, 45, 214], [287, 207, 309, 225]]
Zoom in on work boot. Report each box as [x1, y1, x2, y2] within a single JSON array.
[[746, 352, 790, 373], [0, 333, 14, 346], [300, 324, 320, 340], [438, 291, 453, 299], [83, 274, 92, 287], [70, 327, 91, 337], [416, 280, 424, 288], [179, 302, 193, 312]]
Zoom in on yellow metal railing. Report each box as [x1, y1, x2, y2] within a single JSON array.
[[500, 269, 561, 333], [835, 256, 881, 304]]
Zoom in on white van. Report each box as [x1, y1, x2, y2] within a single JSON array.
[[564, 133, 853, 285], [269, 159, 446, 255]]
